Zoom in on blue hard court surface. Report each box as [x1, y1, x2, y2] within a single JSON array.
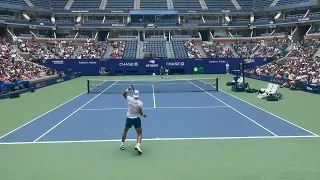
[[0, 79, 316, 144]]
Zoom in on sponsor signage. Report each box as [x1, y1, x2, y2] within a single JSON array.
[[119, 62, 139, 67], [298, 17, 309, 22], [112, 24, 125, 27], [52, 60, 64, 65], [29, 74, 80, 89], [166, 62, 185, 66], [146, 60, 159, 68], [209, 60, 227, 63], [41, 58, 272, 76], [79, 61, 97, 64], [35, 82, 47, 88]]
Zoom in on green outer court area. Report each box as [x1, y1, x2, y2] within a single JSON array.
[[0, 74, 319, 180]]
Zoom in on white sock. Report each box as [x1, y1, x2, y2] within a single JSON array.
[[136, 143, 140, 147], [121, 142, 124, 146]]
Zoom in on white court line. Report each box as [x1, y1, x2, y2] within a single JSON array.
[[115, 83, 192, 85], [87, 78, 217, 82], [0, 135, 318, 145], [79, 106, 229, 111], [198, 80, 320, 137], [188, 80, 278, 136], [32, 81, 119, 142], [152, 83, 156, 108]]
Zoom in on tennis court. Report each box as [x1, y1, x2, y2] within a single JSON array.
[[0, 74, 320, 180], [0, 77, 316, 144]]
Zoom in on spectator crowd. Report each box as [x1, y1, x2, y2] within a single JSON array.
[[289, 38, 320, 59], [76, 41, 107, 59], [253, 37, 288, 59], [248, 56, 320, 88], [185, 40, 201, 58], [202, 42, 234, 58], [109, 40, 125, 59]]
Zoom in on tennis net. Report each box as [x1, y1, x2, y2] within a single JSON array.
[[87, 78, 218, 94]]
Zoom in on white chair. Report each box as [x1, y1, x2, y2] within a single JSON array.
[[260, 83, 273, 93], [232, 77, 243, 85], [257, 83, 276, 99], [268, 84, 278, 95]]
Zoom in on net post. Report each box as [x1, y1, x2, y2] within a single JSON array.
[[87, 79, 89, 93], [216, 78, 219, 91]]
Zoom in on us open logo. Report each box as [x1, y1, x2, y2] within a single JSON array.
[[146, 60, 159, 68]]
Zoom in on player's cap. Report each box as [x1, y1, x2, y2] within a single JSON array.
[[133, 90, 139, 98]]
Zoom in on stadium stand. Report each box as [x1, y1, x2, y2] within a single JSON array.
[[140, 0, 168, 9], [232, 40, 256, 58], [29, 0, 51, 9], [237, 0, 253, 9], [172, 0, 202, 9], [247, 57, 320, 89], [143, 40, 167, 58], [254, 38, 289, 59], [110, 40, 125, 59], [0, 0, 27, 6], [0, 59, 54, 94], [46, 40, 76, 59], [202, 42, 234, 58], [205, 0, 236, 10], [50, 0, 68, 9], [172, 40, 188, 58], [76, 41, 107, 59], [289, 38, 320, 59], [0, 37, 17, 60], [70, 0, 102, 10], [123, 40, 138, 59], [105, 0, 134, 9], [276, 0, 310, 6], [185, 40, 202, 58]]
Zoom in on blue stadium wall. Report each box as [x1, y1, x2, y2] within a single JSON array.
[[40, 58, 273, 75]]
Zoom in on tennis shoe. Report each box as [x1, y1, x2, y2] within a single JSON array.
[[134, 144, 142, 155], [120, 144, 125, 150]]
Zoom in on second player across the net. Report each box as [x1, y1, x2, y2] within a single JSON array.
[[87, 78, 218, 94]]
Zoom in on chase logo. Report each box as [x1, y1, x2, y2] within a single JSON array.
[[119, 62, 139, 67], [166, 62, 185, 66], [146, 60, 158, 68]]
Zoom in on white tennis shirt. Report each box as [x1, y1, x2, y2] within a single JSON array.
[[127, 96, 143, 119]]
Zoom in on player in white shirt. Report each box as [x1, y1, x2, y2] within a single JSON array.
[[120, 85, 147, 155]]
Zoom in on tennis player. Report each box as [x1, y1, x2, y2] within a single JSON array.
[[164, 67, 169, 78], [120, 85, 147, 155], [160, 66, 164, 78]]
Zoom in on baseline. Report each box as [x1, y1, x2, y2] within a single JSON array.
[[79, 105, 229, 111], [0, 135, 318, 145]]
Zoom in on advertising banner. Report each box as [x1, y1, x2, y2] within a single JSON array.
[[40, 58, 272, 76], [193, 65, 204, 74]]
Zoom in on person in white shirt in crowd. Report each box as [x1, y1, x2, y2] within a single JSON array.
[[226, 62, 229, 74]]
